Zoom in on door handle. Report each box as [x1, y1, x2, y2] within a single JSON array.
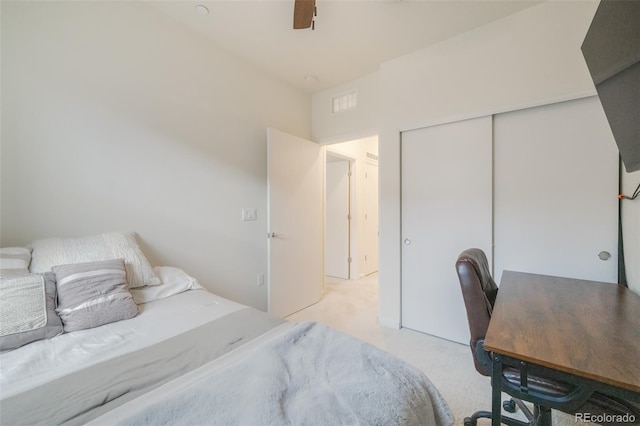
[[404, 238, 412, 245], [598, 251, 611, 261], [268, 232, 279, 239]]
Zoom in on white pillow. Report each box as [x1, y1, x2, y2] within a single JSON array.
[[28, 232, 160, 288], [0, 247, 32, 277], [131, 266, 203, 304]]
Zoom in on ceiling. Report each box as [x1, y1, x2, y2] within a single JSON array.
[[152, 1, 542, 93]]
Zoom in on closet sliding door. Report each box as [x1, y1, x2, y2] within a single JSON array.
[[400, 97, 618, 343], [493, 97, 619, 283], [401, 116, 492, 344]]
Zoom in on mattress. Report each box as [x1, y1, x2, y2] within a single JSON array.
[[0, 289, 454, 426]]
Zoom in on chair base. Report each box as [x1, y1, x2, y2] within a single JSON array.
[[464, 398, 550, 426], [463, 410, 530, 426], [504, 399, 518, 413]]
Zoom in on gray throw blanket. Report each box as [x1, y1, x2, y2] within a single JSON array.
[[112, 321, 453, 426]]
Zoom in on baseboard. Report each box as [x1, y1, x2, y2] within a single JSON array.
[[378, 317, 400, 329]]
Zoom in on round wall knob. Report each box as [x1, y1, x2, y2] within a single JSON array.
[[404, 239, 412, 245], [598, 251, 611, 261]]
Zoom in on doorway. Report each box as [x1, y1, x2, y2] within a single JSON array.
[[267, 128, 324, 318], [325, 154, 352, 279], [325, 135, 379, 281], [266, 128, 378, 318]]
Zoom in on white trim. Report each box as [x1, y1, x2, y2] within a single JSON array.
[[325, 147, 358, 162], [378, 317, 400, 330], [316, 128, 380, 146], [399, 90, 597, 133]]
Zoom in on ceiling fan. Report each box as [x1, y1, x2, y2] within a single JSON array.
[[293, 0, 317, 30]]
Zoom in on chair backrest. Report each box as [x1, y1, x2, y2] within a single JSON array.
[[455, 248, 498, 376]]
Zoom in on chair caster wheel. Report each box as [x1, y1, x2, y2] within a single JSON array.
[[503, 399, 517, 413], [463, 417, 476, 426]]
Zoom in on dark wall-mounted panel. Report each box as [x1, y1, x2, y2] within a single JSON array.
[[582, 0, 640, 172]]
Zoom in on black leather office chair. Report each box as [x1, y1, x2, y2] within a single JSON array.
[[455, 248, 640, 426]]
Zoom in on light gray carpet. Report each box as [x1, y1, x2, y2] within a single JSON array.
[[286, 274, 583, 426]]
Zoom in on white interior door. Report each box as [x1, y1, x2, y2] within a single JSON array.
[[363, 162, 379, 275], [401, 116, 492, 344], [267, 128, 323, 318], [493, 97, 619, 283], [325, 158, 350, 279]]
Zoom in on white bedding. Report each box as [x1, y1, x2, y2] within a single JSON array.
[[0, 289, 243, 398], [0, 288, 454, 426], [90, 321, 452, 426]]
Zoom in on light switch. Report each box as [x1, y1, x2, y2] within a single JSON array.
[[242, 208, 257, 221]]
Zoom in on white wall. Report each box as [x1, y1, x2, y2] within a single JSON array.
[[379, 0, 629, 326], [312, 72, 380, 143], [622, 171, 640, 294], [379, 1, 601, 327], [0, 1, 311, 311], [311, 1, 640, 327]]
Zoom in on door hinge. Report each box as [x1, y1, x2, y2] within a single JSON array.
[[348, 171, 352, 177], [348, 257, 352, 263], [347, 214, 351, 220]]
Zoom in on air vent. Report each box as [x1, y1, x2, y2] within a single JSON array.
[[331, 90, 357, 114]]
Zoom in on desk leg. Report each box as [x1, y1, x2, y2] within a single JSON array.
[[492, 354, 503, 426]]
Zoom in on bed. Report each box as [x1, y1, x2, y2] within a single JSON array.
[[0, 232, 454, 426]]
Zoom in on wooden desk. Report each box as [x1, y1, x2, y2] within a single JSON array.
[[484, 271, 640, 425]]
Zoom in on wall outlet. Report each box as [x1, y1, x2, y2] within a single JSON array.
[[242, 208, 257, 221], [257, 273, 265, 287]]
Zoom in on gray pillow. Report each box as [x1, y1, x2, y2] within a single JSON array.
[[0, 247, 32, 278], [0, 272, 63, 352], [53, 258, 139, 332]]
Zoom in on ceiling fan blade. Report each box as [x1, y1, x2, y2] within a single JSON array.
[[293, 0, 315, 30]]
